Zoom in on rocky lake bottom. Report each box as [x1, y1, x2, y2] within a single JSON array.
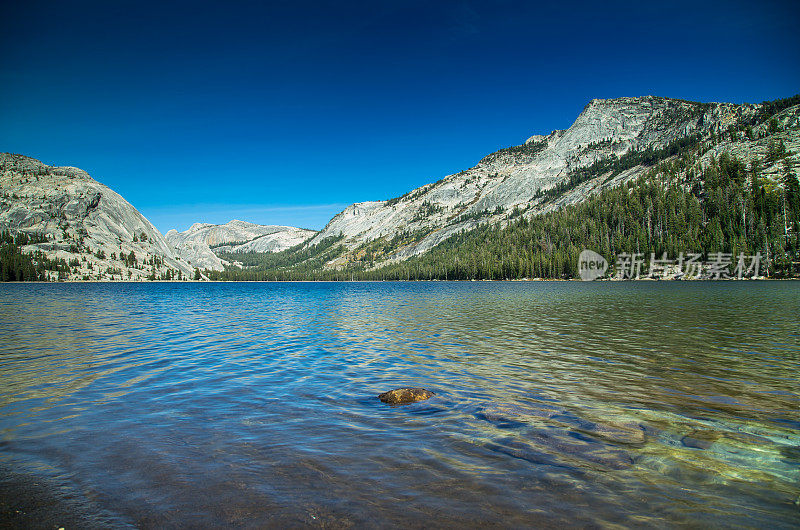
[[0, 281, 798, 527]]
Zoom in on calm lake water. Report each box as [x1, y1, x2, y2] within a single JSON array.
[[0, 281, 798, 528]]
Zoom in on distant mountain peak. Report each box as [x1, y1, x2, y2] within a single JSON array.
[[165, 219, 316, 271]]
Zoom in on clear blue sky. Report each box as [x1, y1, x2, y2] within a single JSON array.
[[2, 0, 798, 233]]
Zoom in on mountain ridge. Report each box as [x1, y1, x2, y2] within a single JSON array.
[[0, 155, 316, 279], [2, 93, 798, 281], [164, 220, 316, 271], [203, 93, 799, 280], [0, 152, 196, 280], [299, 95, 770, 269]]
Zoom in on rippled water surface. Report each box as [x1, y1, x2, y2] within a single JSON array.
[[1, 281, 799, 528]]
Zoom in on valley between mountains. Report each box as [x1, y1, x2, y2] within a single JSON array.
[[2, 94, 799, 281]]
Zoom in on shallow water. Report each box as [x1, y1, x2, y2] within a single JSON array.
[[0, 281, 798, 527]]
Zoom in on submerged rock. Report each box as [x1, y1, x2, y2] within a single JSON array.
[[487, 432, 634, 470], [680, 429, 722, 450], [588, 421, 646, 444], [378, 388, 435, 404], [477, 403, 564, 426]]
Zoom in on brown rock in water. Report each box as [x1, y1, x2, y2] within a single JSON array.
[[378, 388, 435, 404]]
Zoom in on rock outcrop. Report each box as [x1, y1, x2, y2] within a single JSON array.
[[0, 153, 196, 281]]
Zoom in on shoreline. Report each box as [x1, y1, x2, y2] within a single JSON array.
[[0, 467, 122, 529], [0, 277, 798, 284]]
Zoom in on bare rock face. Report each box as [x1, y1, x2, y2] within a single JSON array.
[[0, 153, 195, 281], [378, 388, 435, 404], [164, 229, 227, 271], [300, 96, 798, 271], [165, 220, 316, 271]]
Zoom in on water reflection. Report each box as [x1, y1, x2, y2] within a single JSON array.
[[0, 281, 798, 527]]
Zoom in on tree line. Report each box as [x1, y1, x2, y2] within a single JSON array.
[[206, 146, 799, 281], [0, 231, 70, 281]]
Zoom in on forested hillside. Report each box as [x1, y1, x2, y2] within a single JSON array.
[[4, 95, 798, 281], [206, 117, 799, 281], [0, 231, 69, 281]]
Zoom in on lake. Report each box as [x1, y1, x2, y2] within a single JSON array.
[[0, 281, 798, 528]]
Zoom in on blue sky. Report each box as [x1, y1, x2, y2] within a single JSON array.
[[2, 0, 798, 233]]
